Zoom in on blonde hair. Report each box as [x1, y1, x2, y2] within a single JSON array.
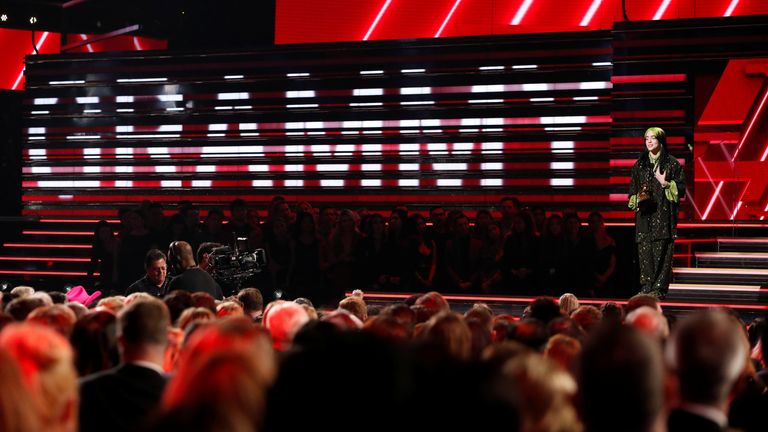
[[0, 323, 77, 432]]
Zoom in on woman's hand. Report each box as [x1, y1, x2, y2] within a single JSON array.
[[654, 164, 668, 188]]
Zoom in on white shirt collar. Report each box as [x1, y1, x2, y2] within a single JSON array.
[[127, 360, 165, 375], [678, 401, 728, 428]]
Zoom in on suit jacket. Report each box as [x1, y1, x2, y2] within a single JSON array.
[[79, 363, 167, 432], [668, 408, 726, 432]]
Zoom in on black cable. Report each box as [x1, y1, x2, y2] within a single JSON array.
[[622, 0, 630, 22], [32, 30, 39, 54]]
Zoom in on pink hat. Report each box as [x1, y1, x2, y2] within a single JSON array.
[[66, 285, 102, 307]]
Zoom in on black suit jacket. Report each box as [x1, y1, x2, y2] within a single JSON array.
[[668, 408, 726, 432], [79, 363, 167, 432]]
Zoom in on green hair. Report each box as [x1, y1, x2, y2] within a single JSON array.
[[644, 127, 666, 147]]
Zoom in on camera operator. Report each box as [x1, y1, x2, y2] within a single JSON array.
[[196, 242, 222, 273], [167, 241, 223, 299], [125, 249, 170, 297]]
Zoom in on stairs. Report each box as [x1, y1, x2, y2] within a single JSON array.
[[668, 238, 768, 320], [0, 219, 97, 291]]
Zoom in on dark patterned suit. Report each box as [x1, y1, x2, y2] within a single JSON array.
[[79, 363, 167, 432], [629, 149, 685, 298]]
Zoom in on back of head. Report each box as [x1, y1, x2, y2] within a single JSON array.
[[163, 290, 193, 325], [118, 299, 170, 349], [70, 310, 119, 376], [0, 323, 77, 432], [667, 310, 749, 406], [6, 296, 46, 321], [0, 347, 41, 431], [626, 294, 660, 314], [420, 312, 472, 361], [236, 288, 263, 316], [26, 304, 78, 338], [338, 296, 368, 322], [528, 297, 562, 325], [558, 293, 580, 316], [415, 291, 450, 318], [570, 305, 603, 333], [625, 306, 669, 341], [264, 301, 311, 350], [578, 324, 664, 432]]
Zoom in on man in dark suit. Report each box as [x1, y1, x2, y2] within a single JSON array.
[[79, 298, 171, 432], [666, 310, 749, 432], [126, 249, 171, 296]]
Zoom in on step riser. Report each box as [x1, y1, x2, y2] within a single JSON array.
[[696, 258, 768, 269], [674, 274, 768, 285]]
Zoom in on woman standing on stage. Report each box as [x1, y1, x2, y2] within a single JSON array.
[[628, 127, 686, 299]]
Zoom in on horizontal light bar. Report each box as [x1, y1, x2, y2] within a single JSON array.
[[287, 72, 310, 77], [116, 77, 168, 83], [49, 80, 85, 85], [401, 68, 425, 73], [360, 70, 384, 75], [224, 75, 244, 79]]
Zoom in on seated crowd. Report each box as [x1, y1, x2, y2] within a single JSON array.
[[92, 195, 619, 305], [1, 282, 767, 431]]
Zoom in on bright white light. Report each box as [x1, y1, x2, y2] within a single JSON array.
[[399, 163, 419, 171], [117, 78, 167, 83], [224, 75, 244, 79], [284, 165, 305, 172], [353, 88, 383, 96], [399, 179, 419, 187], [400, 85, 431, 94], [510, 0, 533, 25], [360, 70, 384, 75], [522, 83, 548, 91], [115, 148, 133, 159], [592, 62, 612, 66], [31, 167, 51, 174], [321, 180, 345, 187], [192, 180, 212, 187], [218, 92, 248, 100], [29, 149, 47, 160], [401, 101, 435, 105], [83, 148, 101, 159], [653, 0, 672, 20], [158, 125, 183, 132], [550, 162, 574, 170], [479, 66, 504, 71], [83, 166, 101, 173], [401, 69, 425, 73], [285, 180, 304, 187], [399, 144, 420, 153], [545, 127, 582, 131], [512, 65, 537, 69], [28, 127, 46, 134], [437, 179, 462, 187], [39, 181, 100, 188], [471, 84, 504, 93], [115, 181, 133, 188], [115, 166, 133, 173], [482, 142, 503, 154], [287, 73, 310, 77], [84, 109, 101, 113], [67, 135, 100, 140], [580, 81, 609, 89], [531, 97, 554, 102], [31, 110, 49, 115], [318, 164, 349, 172], [49, 80, 85, 85], [252, 180, 273, 187], [361, 164, 382, 171], [155, 166, 176, 173], [573, 96, 599, 101], [433, 163, 467, 170], [469, 99, 504, 104], [209, 124, 227, 131], [33, 98, 57, 105], [550, 178, 574, 186], [286, 90, 316, 98], [427, 143, 447, 153], [157, 94, 182, 102], [481, 178, 503, 186], [350, 102, 383, 107], [724, 0, 740, 17], [161, 180, 182, 188], [116, 96, 135, 103], [239, 123, 258, 130], [361, 179, 382, 187], [551, 141, 575, 152], [116, 125, 134, 133], [196, 165, 216, 173], [540, 116, 587, 124], [481, 163, 503, 170]]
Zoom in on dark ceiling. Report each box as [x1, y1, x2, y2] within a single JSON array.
[[0, 0, 276, 49]]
